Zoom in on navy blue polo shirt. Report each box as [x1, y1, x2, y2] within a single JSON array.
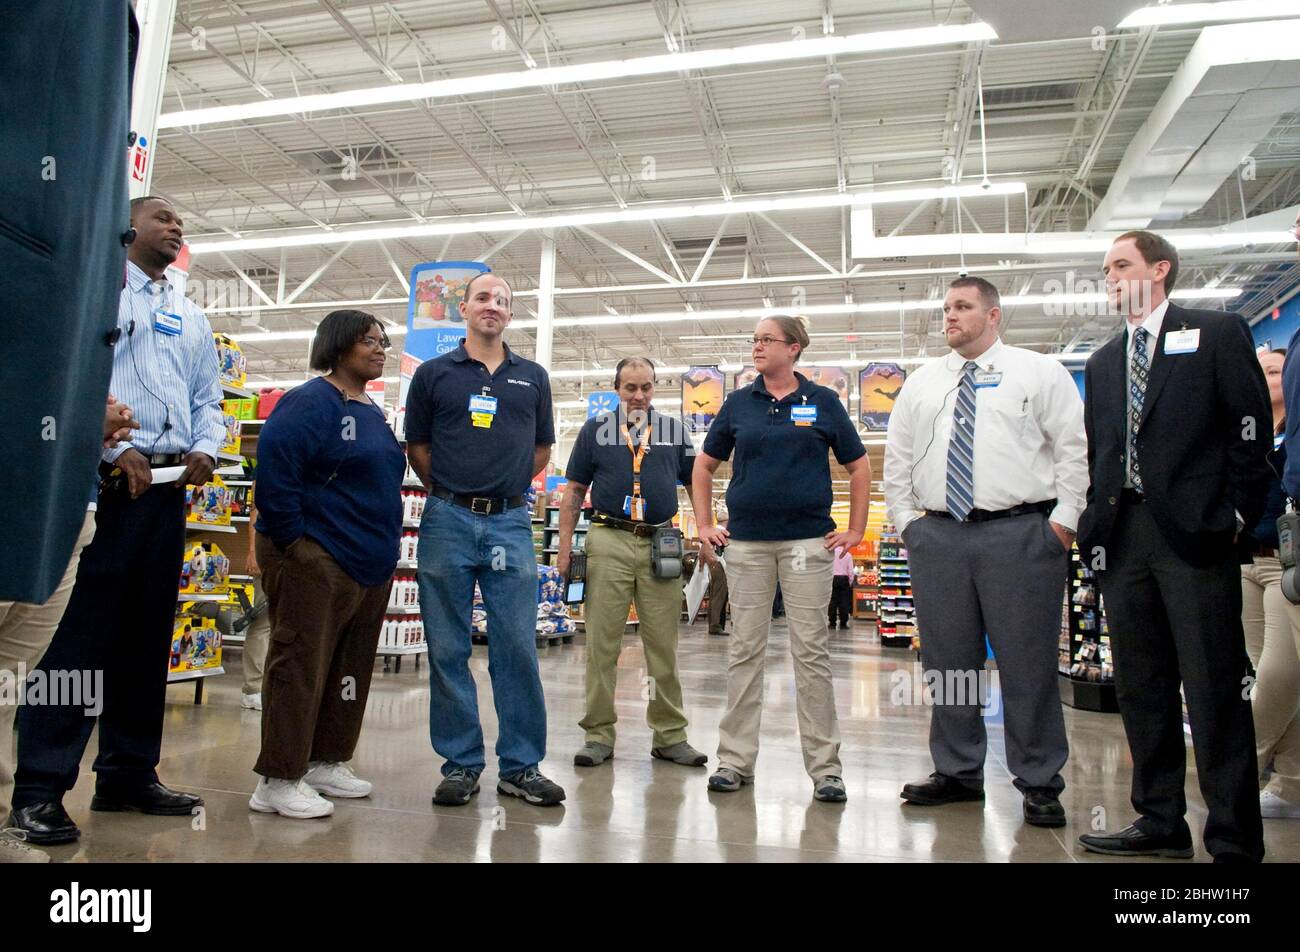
[[703, 371, 865, 542], [403, 340, 554, 498], [565, 406, 696, 524]]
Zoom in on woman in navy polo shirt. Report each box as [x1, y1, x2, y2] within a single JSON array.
[[690, 315, 871, 802], [249, 310, 405, 819]]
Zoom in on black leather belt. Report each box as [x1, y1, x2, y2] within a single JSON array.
[[1120, 488, 1145, 506], [147, 452, 185, 467], [591, 511, 662, 537], [925, 499, 1056, 522], [428, 484, 525, 515]]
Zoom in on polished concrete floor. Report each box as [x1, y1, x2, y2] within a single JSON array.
[[36, 621, 1300, 862]]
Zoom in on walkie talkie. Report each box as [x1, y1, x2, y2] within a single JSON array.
[[565, 552, 587, 605], [1279, 509, 1300, 603]]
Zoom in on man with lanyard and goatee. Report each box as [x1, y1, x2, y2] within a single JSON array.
[[10, 196, 224, 846], [558, 357, 707, 769]]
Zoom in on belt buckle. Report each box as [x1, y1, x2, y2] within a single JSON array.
[[470, 496, 493, 515]]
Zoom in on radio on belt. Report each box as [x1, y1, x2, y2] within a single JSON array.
[[1278, 508, 1300, 604], [651, 527, 684, 579]]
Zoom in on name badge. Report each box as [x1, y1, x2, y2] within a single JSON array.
[[1164, 329, 1200, 355], [468, 394, 498, 429], [622, 495, 645, 520], [973, 371, 1002, 389], [790, 405, 818, 427], [154, 311, 183, 336]]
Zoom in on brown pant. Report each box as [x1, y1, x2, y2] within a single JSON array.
[[254, 534, 392, 780]]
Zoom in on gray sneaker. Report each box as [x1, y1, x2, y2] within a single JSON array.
[[813, 775, 848, 802], [0, 828, 50, 864], [573, 742, 614, 767], [432, 767, 481, 806], [651, 741, 708, 767], [707, 767, 752, 792], [498, 767, 566, 806]]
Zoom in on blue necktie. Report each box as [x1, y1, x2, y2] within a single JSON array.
[[1129, 328, 1149, 492], [945, 361, 978, 521]]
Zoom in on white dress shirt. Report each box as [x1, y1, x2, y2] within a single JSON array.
[[884, 338, 1088, 534]]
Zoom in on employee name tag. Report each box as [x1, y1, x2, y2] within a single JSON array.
[[973, 371, 1002, 388], [154, 311, 183, 336], [1164, 329, 1200, 355], [468, 394, 498, 429], [623, 495, 645, 520], [1275, 434, 1285, 450], [791, 405, 818, 426]]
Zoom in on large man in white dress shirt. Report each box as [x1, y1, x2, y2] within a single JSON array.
[[884, 276, 1088, 828]]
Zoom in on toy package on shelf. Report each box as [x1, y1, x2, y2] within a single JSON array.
[[213, 334, 247, 389], [219, 407, 243, 456], [186, 475, 232, 525], [472, 583, 487, 635], [536, 565, 574, 635], [171, 610, 222, 674], [179, 541, 231, 595], [224, 395, 257, 420], [228, 483, 254, 519]]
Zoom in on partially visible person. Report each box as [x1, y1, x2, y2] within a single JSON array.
[[239, 500, 271, 712], [1280, 205, 1300, 498], [0, 398, 139, 863], [1240, 348, 1300, 820], [11, 197, 224, 847], [828, 546, 854, 630], [559, 357, 705, 769], [692, 315, 870, 802], [249, 310, 404, 819], [405, 273, 564, 808]]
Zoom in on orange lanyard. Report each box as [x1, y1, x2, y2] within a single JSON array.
[[620, 421, 652, 492]]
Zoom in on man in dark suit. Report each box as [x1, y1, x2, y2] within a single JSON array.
[[1, 1, 137, 604], [1076, 230, 1270, 863]]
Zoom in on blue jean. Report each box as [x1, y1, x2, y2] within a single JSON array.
[[417, 495, 546, 777]]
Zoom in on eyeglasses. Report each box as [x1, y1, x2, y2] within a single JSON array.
[[359, 335, 391, 352], [750, 336, 793, 347]]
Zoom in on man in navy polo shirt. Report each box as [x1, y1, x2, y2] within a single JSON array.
[[557, 357, 708, 770], [404, 272, 564, 808]]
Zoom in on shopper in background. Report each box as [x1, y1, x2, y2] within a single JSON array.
[[559, 356, 706, 770], [405, 273, 564, 808], [249, 310, 404, 819], [0, 399, 139, 863], [692, 316, 870, 802], [1282, 206, 1300, 500], [239, 501, 270, 712], [10, 197, 224, 847], [707, 518, 730, 637], [828, 545, 855, 630], [884, 276, 1087, 829], [1076, 231, 1269, 862], [1240, 348, 1300, 820]]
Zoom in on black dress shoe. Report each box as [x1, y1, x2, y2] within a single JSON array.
[[8, 801, 80, 845], [901, 773, 985, 806], [1078, 823, 1193, 858], [90, 782, 204, 816], [1023, 790, 1066, 828]]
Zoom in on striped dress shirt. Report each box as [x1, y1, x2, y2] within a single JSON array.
[[103, 260, 225, 464]]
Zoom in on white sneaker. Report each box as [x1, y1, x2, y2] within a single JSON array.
[[1260, 790, 1300, 819], [0, 828, 50, 864], [240, 693, 262, 711], [249, 777, 334, 818], [304, 761, 373, 798]]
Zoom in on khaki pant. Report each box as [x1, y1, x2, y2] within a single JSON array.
[[0, 511, 96, 827], [241, 579, 270, 697], [579, 524, 688, 749], [717, 537, 841, 780], [1241, 556, 1300, 802]]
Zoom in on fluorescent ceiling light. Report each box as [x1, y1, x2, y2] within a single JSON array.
[[159, 23, 996, 129], [189, 182, 1027, 257], [851, 227, 1294, 259], [1118, 1, 1300, 28]]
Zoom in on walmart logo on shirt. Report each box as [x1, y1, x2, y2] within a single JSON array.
[[507, 379, 533, 387]]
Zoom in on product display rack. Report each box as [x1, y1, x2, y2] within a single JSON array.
[[1058, 547, 1119, 712], [853, 567, 878, 621], [876, 526, 917, 649]]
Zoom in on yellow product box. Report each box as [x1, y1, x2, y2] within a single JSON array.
[[171, 613, 222, 674], [187, 474, 232, 526], [220, 409, 242, 456], [179, 541, 231, 595], [214, 333, 247, 389]]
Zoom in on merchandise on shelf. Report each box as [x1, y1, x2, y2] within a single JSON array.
[[225, 395, 257, 420], [387, 576, 420, 611], [379, 617, 425, 649], [257, 387, 286, 419], [875, 525, 917, 648], [219, 403, 243, 456], [1062, 549, 1115, 687], [171, 610, 222, 674], [186, 475, 232, 526], [399, 532, 419, 564], [179, 541, 230, 595], [536, 564, 575, 635], [401, 490, 426, 524], [228, 483, 254, 519], [213, 333, 247, 388]]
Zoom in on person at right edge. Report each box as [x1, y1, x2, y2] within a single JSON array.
[[884, 276, 1087, 829], [692, 315, 870, 802], [1077, 230, 1269, 863]]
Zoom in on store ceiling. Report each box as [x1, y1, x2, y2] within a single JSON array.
[[156, 0, 1300, 464]]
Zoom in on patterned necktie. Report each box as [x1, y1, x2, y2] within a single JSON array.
[[1129, 328, 1149, 491], [945, 361, 978, 521]]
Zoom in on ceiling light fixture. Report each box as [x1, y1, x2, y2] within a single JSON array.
[[1118, 0, 1300, 28]]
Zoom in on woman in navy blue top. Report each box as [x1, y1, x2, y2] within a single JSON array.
[[1239, 348, 1300, 819], [690, 315, 872, 802], [249, 310, 405, 819]]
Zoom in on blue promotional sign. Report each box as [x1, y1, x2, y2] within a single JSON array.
[[586, 391, 618, 419]]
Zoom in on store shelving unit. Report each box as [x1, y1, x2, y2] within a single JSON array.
[[1058, 546, 1118, 712], [876, 526, 916, 649]]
